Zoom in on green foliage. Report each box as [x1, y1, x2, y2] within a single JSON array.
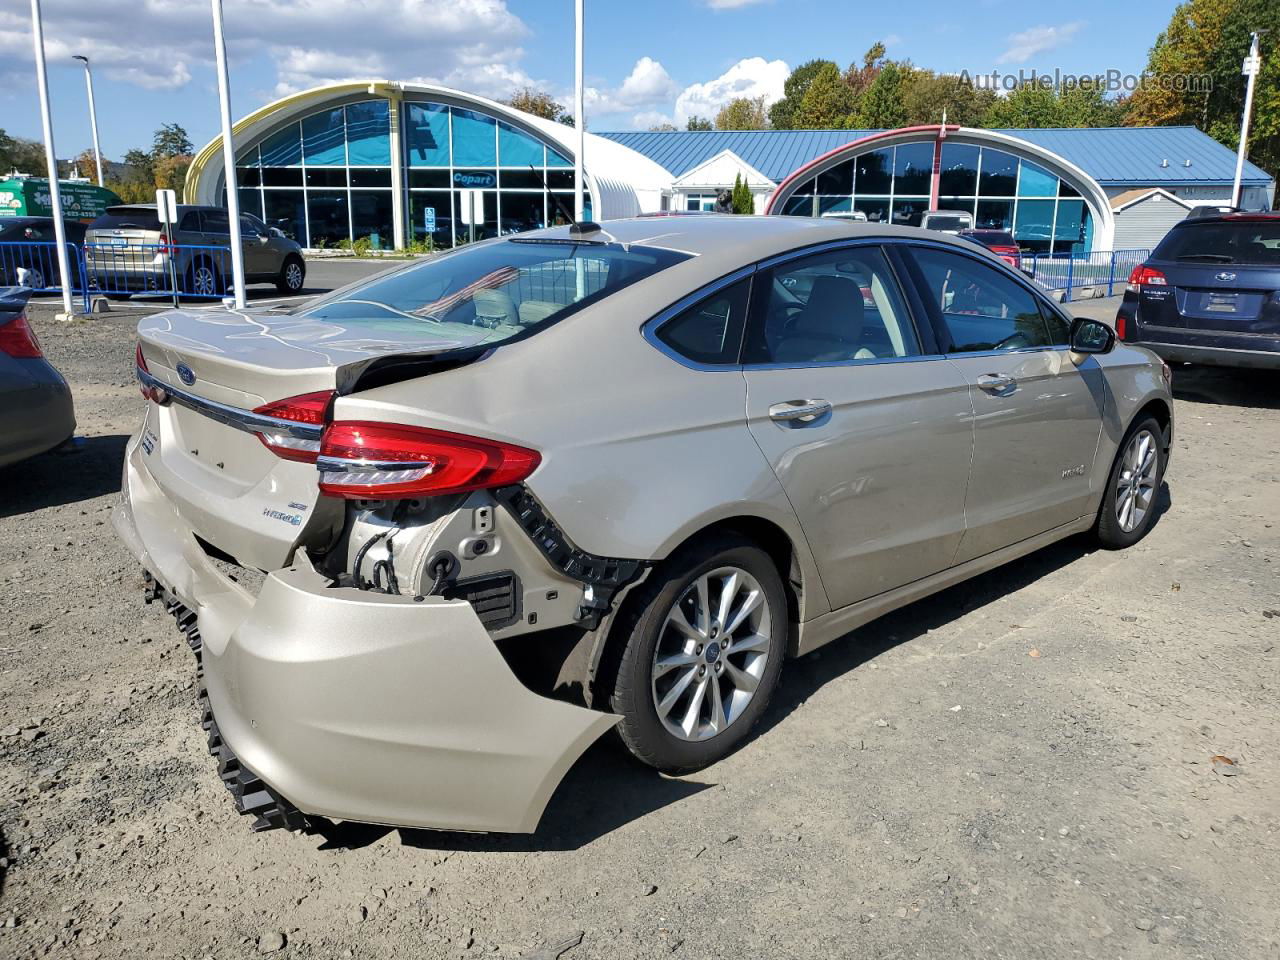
[[506, 87, 571, 123], [731, 173, 754, 214], [715, 96, 769, 130], [981, 83, 1126, 128], [795, 62, 859, 128], [857, 62, 909, 128], [899, 72, 997, 125], [686, 116, 714, 131], [152, 123, 193, 159], [0, 129, 48, 176], [769, 59, 838, 128]]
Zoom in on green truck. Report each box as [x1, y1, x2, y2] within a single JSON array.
[[0, 176, 121, 222]]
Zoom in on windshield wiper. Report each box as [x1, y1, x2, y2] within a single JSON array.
[[1176, 253, 1235, 262]]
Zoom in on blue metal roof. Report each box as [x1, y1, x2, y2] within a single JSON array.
[[597, 126, 1273, 187]]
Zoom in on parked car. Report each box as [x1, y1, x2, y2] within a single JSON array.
[[1116, 211, 1280, 369], [84, 205, 306, 299], [920, 209, 974, 233], [957, 229, 1022, 269], [119, 217, 1173, 834], [0, 287, 75, 468], [1185, 204, 1240, 219], [0, 217, 87, 291], [821, 210, 869, 223]]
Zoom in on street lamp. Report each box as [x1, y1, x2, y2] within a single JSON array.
[[1231, 31, 1264, 209], [71, 55, 104, 186], [209, 0, 247, 310]]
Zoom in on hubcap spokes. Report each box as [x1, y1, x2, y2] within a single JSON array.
[[1116, 429, 1158, 533], [651, 566, 771, 742]]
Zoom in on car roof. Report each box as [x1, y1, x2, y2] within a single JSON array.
[[521, 215, 980, 261], [1175, 211, 1280, 227]]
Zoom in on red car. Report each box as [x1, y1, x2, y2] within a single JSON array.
[[958, 229, 1022, 269]]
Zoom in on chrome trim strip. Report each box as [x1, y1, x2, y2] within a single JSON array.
[[315, 456, 430, 474], [137, 367, 323, 441]]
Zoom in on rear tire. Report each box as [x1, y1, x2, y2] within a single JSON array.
[[605, 534, 787, 774], [1095, 414, 1165, 549], [276, 256, 305, 295]]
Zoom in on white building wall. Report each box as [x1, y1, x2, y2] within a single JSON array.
[[1113, 194, 1192, 250]]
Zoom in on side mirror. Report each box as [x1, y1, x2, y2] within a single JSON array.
[[269, 227, 285, 238], [1069, 317, 1116, 355]]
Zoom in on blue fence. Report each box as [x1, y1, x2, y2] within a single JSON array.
[[0, 240, 240, 311], [1024, 249, 1151, 302]]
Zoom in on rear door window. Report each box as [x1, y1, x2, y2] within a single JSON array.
[[910, 246, 1053, 352], [201, 211, 230, 235]]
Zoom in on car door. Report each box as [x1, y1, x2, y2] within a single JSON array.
[[742, 243, 975, 610], [902, 244, 1106, 562], [239, 214, 273, 278]]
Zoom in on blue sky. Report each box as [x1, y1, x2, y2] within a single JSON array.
[[0, 0, 1171, 163]]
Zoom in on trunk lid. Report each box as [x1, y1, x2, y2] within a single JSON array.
[[135, 305, 472, 569], [1142, 261, 1280, 335]]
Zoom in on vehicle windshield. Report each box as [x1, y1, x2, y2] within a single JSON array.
[[1155, 220, 1280, 265], [297, 238, 692, 350]]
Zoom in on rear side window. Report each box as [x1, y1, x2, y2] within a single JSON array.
[[201, 211, 230, 234], [1154, 220, 1280, 265], [89, 207, 161, 231], [655, 278, 751, 365], [298, 239, 691, 353], [178, 212, 202, 231], [911, 247, 1053, 352]]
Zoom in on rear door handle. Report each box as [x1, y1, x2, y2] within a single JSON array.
[[768, 399, 832, 423], [976, 373, 1017, 396]]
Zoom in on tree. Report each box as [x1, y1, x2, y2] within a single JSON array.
[[686, 116, 713, 131], [769, 59, 839, 129], [731, 173, 754, 214], [984, 82, 1126, 128], [0, 129, 47, 176], [857, 62, 909, 128], [845, 42, 888, 100], [647, 122, 677, 131], [1126, 0, 1228, 128], [152, 123, 193, 159], [900, 71, 998, 126], [715, 96, 769, 130], [506, 87, 570, 123], [795, 62, 859, 128]]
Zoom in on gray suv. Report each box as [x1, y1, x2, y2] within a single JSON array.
[[85, 204, 306, 299]]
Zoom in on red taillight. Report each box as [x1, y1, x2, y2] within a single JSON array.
[[1127, 264, 1167, 292], [1115, 312, 1127, 340], [158, 232, 173, 256], [318, 422, 540, 500], [251, 391, 334, 463], [0, 311, 43, 359], [136, 342, 149, 373], [136, 342, 168, 403]]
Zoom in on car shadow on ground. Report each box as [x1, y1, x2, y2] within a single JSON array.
[[1172, 365, 1280, 410], [315, 485, 1172, 855], [0, 434, 127, 518]]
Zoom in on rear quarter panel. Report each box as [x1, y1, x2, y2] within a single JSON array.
[[1089, 344, 1172, 500]]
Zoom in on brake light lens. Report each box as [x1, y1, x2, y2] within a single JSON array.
[[318, 422, 540, 500], [0, 311, 43, 359], [1115, 312, 1127, 340], [251, 391, 333, 463], [1127, 264, 1167, 292]]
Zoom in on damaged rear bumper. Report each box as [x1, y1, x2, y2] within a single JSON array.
[[114, 436, 619, 833]]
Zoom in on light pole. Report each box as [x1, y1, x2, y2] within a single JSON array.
[[573, 0, 585, 223], [29, 0, 76, 318], [210, 0, 247, 309], [72, 55, 104, 186], [1231, 31, 1262, 209]]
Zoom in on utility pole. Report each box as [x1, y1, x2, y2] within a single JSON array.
[[210, 0, 247, 309], [72, 56, 104, 186], [1232, 31, 1262, 209], [30, 0, 77, 318], [574, 0, 585, 222]]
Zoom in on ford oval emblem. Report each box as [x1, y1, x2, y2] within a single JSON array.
[[1215, 271, 1237, 282], [176, 362, 196, 386]]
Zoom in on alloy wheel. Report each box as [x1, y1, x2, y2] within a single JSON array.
[[192, 266, 217, 296], [284, 262, 303, 291], [1116, 428, 1159, 533], [650, 566, 772, 742]]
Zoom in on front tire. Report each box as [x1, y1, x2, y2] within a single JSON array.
[[185, 260, 222, 299], [1095, 414, 1165, 549], [276, 256, 305, 294], [605, 535, 787, 774]]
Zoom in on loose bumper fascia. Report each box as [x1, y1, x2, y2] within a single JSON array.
[[115, 436, 620, 834]]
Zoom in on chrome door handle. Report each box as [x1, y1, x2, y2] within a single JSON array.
[[768, 399, 832, 423], [976, 373, 1017, 396]]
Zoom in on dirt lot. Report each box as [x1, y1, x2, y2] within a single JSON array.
[[2, 298, 1278, 960]]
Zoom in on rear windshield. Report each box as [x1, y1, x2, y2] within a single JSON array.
[[297, 238, 692, 350], [924, 215, 970, 231], [89, 207, 161, 231], [1155, 220, 1280, 265]]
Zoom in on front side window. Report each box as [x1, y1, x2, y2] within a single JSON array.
[[655, 278, 751, 366], [911, 247, 1052, 352], [745, 246, 921, 365], [297, 240, 691, 353]]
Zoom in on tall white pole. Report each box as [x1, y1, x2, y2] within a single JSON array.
[[1232, 31, 1261, 209], [574, 0, 585, 222], [210, 0, 246, 309], [73, 56, 104, 186], [29, 0, 75, 317]]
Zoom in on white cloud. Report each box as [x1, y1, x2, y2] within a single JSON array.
[[617, 57, 678, 107], [883, 34, 903, 48], [996, 22, 1085, 64], [673, 56, 789, 126], [632, 110, 675, 130]]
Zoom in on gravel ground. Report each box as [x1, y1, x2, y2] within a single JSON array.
[[1, 298, 1278, 959]]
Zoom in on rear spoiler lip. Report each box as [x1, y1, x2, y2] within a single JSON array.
[[335, 344, 493, 395]]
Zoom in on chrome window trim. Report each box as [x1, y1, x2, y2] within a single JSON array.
[[137, 366, 323, 441], [741, 352, 948, 372], [316, 456, 428, 474]]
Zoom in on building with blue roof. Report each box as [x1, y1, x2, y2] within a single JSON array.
[[186, 80, 1275, 253]]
